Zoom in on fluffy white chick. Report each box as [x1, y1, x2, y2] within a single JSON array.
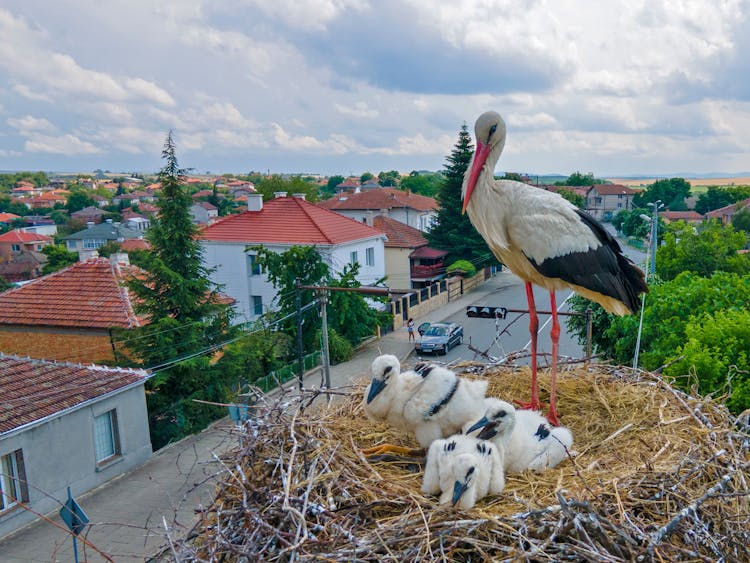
[[465, 398, 573, 473], [422, 434, 504, 509], [402, 364, 488, 448], [363, 354, 423, 431]]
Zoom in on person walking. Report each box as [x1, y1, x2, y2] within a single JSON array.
[[407, 318, 415, 342]]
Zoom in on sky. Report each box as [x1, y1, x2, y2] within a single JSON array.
[[1, 0, 749, 178]]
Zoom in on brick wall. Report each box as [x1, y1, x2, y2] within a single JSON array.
[[0, 326, 117, 364]]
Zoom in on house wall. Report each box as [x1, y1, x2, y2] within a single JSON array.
[[331, 209, 436, 232], [0, 384, 152, 539], [201, 236, 386, 323], [586, 191, 634, 220], [384, 247, 412, 289], [0, 326, 117, 364]]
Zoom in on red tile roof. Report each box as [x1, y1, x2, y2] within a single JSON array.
[[659, 211, 705, 221], [318, 188, 437, 212], [589, 184, 638, 196], [0, 212, 21, 223], [0, 354, 148, 434], [704, 197, 750, 219], [119, 239, 151, 251], [410, 246, 449, 259], [0, 229, 53, 243], [0, 258, 145, 329], [199, 196, 384, 245], [372, 215, 427, 248]]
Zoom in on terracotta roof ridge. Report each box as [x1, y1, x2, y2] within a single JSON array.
[[111, 260, 142, 328], [296, 197, 336, 244], [0, 352, 150, 376]]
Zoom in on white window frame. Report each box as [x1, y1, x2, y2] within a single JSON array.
[[365, 247, 375, 266], [252, 295, 263, 315], [350, 251, 358, 265], [93, 410, 121, 464], [11, 244, 21, 252], [247, 254, 261, 276], [1, 450, 28, 512], [83, 239, 106, 250]]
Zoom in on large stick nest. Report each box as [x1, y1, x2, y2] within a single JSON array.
[[173, 364, 750, 562]]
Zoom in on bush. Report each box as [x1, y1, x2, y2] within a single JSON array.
[[322, 328, 354, 364], [446, 259, 477, 278]]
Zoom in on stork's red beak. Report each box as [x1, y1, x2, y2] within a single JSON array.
[[462, 141, 491, 215]]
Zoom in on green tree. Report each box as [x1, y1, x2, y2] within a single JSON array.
[[426, 123, 493, 268], [0, 195, 30, 216], [555, 171, 603, 186], [66, 191, 96, 213], [401, 171, 443, 197], [633, 178, 691, 210], [732, 208, 750, 235], [622, 209, 652, 238], [213, 328, 292, 388], [256, 175, 319, 202], [695, 186, 750, 214], [378, 170, 400, 187], [124, 132, 234, 449], [0, 275, 12, 292], [325, 175, 345, 194], [665, 308, 750, 413], [556, 188, 586, 209], [41, 244, 78, 274], [656, 220, 750, 281], [360, 172, 374, 183]]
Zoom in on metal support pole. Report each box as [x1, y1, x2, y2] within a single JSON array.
[[68, 487, 79, 563], [585, 308, 593, 361], [295, 278, 304, 390], [319, 290, 331, 393], [649, 200, 660, 276]]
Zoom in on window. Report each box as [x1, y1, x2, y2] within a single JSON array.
[[366, 247, 375, 266], [83, 239, 106, 249], [350, 251, 358, 265], [1, 450, 28, 511], [252, 295, 263, 315], [11, 244, 20, 252], [93, 410, 121, 463], [247, 254, 261, 276]]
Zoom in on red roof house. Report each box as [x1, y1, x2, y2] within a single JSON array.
[[0, 230, 53, 262], [318, 188, 438, 231], [199, 194, 387, 321]]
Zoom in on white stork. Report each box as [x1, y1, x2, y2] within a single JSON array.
[[462, 111, 648, 425]]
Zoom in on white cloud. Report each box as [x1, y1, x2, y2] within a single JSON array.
[[12, 84, 52, 102], [8, 114, 56, 134], [334, 101, 379, 118], [24, 133, 102, 155]]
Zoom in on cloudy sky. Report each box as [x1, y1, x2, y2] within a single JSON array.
[[1, 0, 749, 177]]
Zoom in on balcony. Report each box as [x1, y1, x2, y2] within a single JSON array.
[[410, 262, 446, 279]]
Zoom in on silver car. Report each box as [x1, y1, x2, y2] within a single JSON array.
[[415, 322, 464, 355]]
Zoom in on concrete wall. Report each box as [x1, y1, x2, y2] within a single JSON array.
[[0, 384, 152, 539], [0, 326, 117, 364]]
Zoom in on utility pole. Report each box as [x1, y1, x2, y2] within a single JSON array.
[[319, 290, 331, 393], [295, 278, 304, 390], [648, 200, 662, 276], [633, 200, 661, 371]]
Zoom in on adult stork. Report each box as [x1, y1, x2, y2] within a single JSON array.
[[461, 110, 648, 425]]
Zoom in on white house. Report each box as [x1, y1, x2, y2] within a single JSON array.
[[317, 187, 438, 232], [0, 355, 151, 539], [199, 193, 387, 323]]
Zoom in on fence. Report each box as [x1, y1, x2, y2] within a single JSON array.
[[251, 351, 321, 392]]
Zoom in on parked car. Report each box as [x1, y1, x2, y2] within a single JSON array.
[[414, 322, 464, 355]]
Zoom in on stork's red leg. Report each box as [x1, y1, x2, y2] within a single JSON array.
[[547, 290, 561, 426], [516, 282, 543, 412]]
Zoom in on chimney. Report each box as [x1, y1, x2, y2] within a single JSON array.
[[247, 193, 263, 212], [110, 252, 130, 266], [273, 191, 287, 198], [291, 193, 306, 200], [380, 208, 389, 216], [105, 218, 113, 223], [365, 210, 374, 227], [78, 249, 99, 261], [86, 221, 95, 229]]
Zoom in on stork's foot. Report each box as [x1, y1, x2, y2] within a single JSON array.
[[546, 406, 561, 427], [514, 399, 545, 413], [361, 444, 425, 457]]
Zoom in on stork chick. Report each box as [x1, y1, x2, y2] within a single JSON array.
[[422, 434, 504, 509], [465, 398, 573, 473], [403, 364, 488, 448]]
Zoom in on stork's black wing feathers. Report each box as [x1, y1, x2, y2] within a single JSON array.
[[526, 209, 648, 313]]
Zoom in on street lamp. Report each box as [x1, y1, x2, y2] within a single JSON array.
[[633, 200, 663, 371]]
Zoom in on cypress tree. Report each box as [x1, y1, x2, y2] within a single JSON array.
[[427, 123, 494, 268]]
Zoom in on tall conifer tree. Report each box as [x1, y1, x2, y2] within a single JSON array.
[[426, 123, 493, 268]]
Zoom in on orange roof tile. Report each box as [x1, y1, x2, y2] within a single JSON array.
[[372, 215, 427, 248], [0, 258, 145, 329], [318, 188, 437, 212], [589, 184, 638, 196], [200, 196, 384, 245], [119, 239, 151, 251], [0, 354, 148, 434], [0, 213, 21, 223], [0, 229, 53, 243]]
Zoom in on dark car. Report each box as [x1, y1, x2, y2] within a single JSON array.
[[414, 322, 464, 355]]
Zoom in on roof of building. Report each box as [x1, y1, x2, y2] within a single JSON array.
[[372, 215, 427, 248], [0, 229, 53, 244], [704, 197, 750, 218], [409, 246, 449, 259], [318, 188, 437, 212], [659, 211, 705, 221], [0, 257, 145, 329], [63, 221, 144, 241], [194, 201, 218, 210], [119, 239, 151, 252], [0, 354, 149, 435], [200, 196, 385, 245], [0, 212, 21, 223], [71, 205, 106, 217], [589, 184, 639, 196]]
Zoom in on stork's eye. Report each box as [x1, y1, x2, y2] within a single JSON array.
[[466, 467, 475, 477], [383, 366, 392, 374], [489, 124, 497, 138], [496, 410, 507, 418]]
